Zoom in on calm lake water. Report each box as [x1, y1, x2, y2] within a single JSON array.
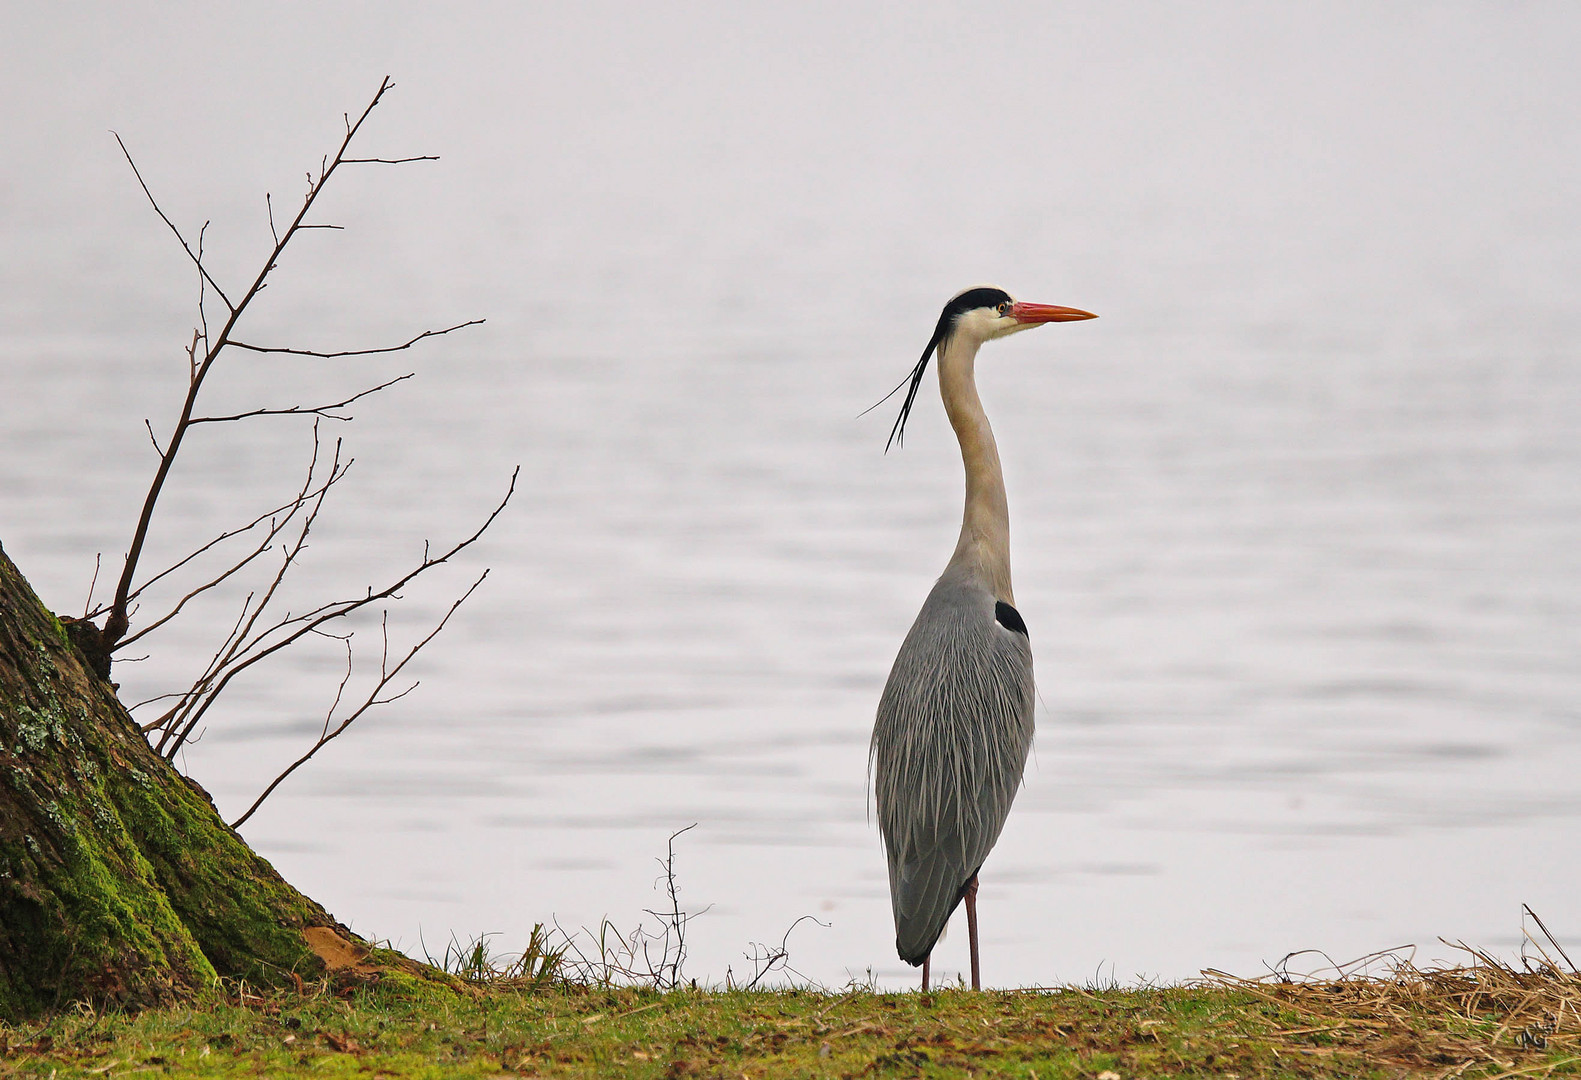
[[3, 3, 1580, 988]]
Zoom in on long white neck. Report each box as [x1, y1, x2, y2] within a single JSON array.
[[937, 331, 1013, 603]]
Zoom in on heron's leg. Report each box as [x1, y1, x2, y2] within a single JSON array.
[[921, 955, 930, 992], [964, 874, 981, 990]]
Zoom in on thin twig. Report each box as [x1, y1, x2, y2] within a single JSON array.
[[112, 429, 346, 646], [112, 132, 236, 312], [160, 466, 517, 758], [103, 424, 340, 615], [189, 372, 414, 424], [1525, 905, 1577, 972], [196, 223, 211, 348], [228, 320, 483, 359], [146, 591, 256, 742], [139, 703, 182, 735], [229, 571, 489, 829], [643, 824, 703, 989], [82, 554, 102, 619], [342, 155, 440, 164], [156, 440, 350, 755], [740, 914, 826, 991], [149, 438, 341, 748]]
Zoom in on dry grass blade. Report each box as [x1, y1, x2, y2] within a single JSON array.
[[1200, 921, 1581, 1075]]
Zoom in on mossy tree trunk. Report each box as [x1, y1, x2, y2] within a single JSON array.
[[0, 542, 356, 1019]]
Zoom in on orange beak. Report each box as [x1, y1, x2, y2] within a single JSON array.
[[1008, 302, 1098, 324]]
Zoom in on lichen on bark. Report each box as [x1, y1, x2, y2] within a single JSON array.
[[0, 542, 351, 1019]]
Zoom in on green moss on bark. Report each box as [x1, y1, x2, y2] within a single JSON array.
[[0, 542, 345, 1019]]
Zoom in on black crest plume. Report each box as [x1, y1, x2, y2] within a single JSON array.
[[874, 287, 1012, 452]]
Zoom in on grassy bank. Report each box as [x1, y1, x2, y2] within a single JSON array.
[[3, 958, 1580, 1079]]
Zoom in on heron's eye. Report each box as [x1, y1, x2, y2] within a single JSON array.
[[997, 301, 1012, 315]]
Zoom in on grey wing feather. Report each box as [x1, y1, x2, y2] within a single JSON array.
[[871, 571, 1035, 965]]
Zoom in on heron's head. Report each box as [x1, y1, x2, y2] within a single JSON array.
[[882, 286, 1096, 450]]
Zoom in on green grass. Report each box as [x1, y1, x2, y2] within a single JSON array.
[[3, 968, 1580, 1079]]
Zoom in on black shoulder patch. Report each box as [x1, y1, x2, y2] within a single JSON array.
[[994, 600, 1028, 638]]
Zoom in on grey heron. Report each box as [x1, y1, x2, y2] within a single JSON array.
[[872, 286, 1096, 991]]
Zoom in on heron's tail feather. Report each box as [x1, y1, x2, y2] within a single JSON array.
[[893, 855, 980, 965]]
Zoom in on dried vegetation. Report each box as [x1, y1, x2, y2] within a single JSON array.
[[1191, 919, 1581, 1078]]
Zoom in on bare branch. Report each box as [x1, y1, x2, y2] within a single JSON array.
[[157, 440, 350, 756], [189, 372, 414, 425], [229, 571, 489, 830], [117, 484, 320, 651], [139, 702, 182, 735], [228, 320, 483, 359], [127, 689, 184, 712], [321, 638, 356, 739], [341, 155, 440, 164], [196, 223, 211, 348], [104, 77, 405, 650], [148, 440, 342, 750], [185, 327, 200, 385], [112, 132, 236, 312], [82, 553, 102, 620], [371, 681, 420, 707], [86, 423, 342, 622], [160, 465, 517, 759], [738, 915, 826, 991], [103, 77, 502, 818], [147, 590, 257, 747]]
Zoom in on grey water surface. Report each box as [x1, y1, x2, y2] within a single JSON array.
[[2, 3, 1579, 988]]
